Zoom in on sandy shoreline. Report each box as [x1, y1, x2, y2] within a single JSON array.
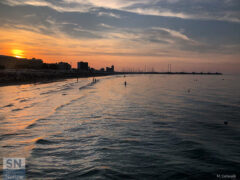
[[0, 69, 222, 87], [0, 69, 115, 87]]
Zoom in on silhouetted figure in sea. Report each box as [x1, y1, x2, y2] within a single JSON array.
[[92, 77, 97, 83]]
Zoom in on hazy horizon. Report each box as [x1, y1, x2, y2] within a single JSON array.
[[0, 0, 239, 73]]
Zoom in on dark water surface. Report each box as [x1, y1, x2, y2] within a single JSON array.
[[0, 74, 240, 179]]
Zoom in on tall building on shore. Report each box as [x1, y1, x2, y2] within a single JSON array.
[[106, 65, 114, 72], [77, 61, 88, 71], [57, 62, 71, 70]]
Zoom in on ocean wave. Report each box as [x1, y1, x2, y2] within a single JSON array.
[[12, 108, 22, 112], [79, 80, 99, 90], [1, 103, 14, 109], [35, 138, 54, 145], [55, 96, 85, 112]]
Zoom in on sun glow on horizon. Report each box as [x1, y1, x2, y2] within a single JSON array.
[[11, 49, 25, 58]]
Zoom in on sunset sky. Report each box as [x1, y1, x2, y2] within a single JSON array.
[[0, 0, 239, 73]]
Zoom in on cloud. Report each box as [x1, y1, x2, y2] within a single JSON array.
[[151, 27, 191, 41], [126, 7, 240, 23], [2, 0, 93, 12], [0, 0, 239, 62], [126, 8, 190, 19], [2, 0, 240, 23], [97, 12, 121, 18], [99, 23, 114, 29]]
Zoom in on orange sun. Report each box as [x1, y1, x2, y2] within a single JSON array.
[[11, 49, 25, 58]]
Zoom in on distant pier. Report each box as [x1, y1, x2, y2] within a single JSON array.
[[116, 72, 222, 75]]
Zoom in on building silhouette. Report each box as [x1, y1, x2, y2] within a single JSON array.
[[78, 61, 88, 71], [57, 62, 71, 70], [106, 65, 114, 72], [0, 55, 73, 71], [0, 55, 43, 69]]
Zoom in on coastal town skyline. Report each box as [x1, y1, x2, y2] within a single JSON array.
[[0, 0, 239, 73]]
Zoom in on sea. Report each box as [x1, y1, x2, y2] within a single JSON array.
[[0, 74, 239, 179]]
